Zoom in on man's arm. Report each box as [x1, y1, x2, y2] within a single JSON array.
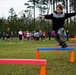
[[65, 13, 76, 19], [41, 14, 53, 19]]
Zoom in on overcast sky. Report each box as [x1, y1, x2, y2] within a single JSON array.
[[0, 0, 40, 18], [0, 0, 70, 19]]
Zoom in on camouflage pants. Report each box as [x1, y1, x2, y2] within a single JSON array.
[[55, 28, 66, 46]]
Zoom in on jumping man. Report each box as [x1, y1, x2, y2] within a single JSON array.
[[41, 4, 76, 48]]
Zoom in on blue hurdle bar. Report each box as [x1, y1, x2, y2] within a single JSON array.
[[37, 48, 74, 50]]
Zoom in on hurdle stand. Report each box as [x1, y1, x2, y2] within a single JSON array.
[[55, 44, 76, 54], [0, 59, 46, 75], [36, 48, 75, 63]]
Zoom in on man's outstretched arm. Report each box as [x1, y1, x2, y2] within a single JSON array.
[[41, 14, 53, 19], [65, 13, 76, 19]]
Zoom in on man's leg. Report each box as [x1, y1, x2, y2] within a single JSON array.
[[55, 28, 68, 48]]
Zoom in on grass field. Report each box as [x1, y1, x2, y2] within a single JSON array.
[[0, 38, 76, 75]]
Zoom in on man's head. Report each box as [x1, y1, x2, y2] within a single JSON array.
[[56, 4, 63, 14]]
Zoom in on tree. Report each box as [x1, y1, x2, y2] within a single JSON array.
[[70, 0, 76, 12], [26, 0, 49, 30], [7, 8, 19, 31], [0, 18, 4, 31]]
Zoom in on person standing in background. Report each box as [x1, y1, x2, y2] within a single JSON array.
[[6, 28, 11, 41], [66, 30, 69, 41], [18, 29, 22, 40], [2, 32, 6, 40], [48, 30, 51, 40]]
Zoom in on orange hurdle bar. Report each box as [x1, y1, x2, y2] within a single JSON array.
[[0, 59, 46, 75]]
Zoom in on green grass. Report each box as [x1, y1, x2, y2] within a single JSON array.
[[0, 38, 76, 75]]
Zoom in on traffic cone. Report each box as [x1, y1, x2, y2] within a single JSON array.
[[40, 65, 46, 75], [55, 45, 58, 54], [70, 50, 75, 63], [74, 36, 76, 41], [36, 50, 40, 59]]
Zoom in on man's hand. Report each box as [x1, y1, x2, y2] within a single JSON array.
[[41, 16, 45, 19], [40, 16, 45, 19]]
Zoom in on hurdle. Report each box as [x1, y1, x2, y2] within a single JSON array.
[[36, 48, 75, 63], [55, 44, 76, 54], [0, 59, 46, 75]]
